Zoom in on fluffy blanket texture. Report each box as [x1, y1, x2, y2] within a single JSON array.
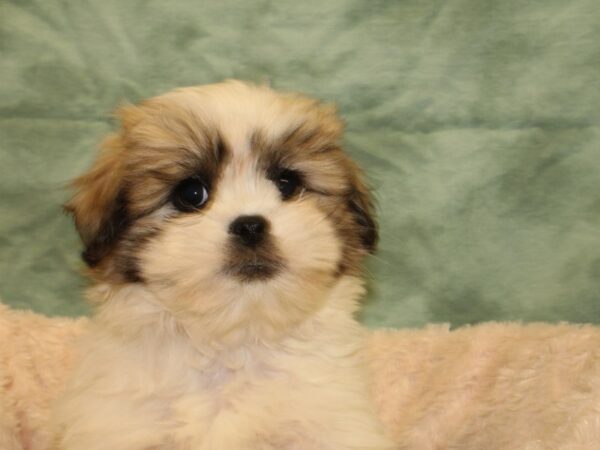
[[2, 304, 600, 449], [370, 324, 600, 449], [0, 305, 87, 450]]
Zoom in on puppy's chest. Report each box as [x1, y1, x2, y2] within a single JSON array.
[[158, 358, 336, 447], [188, 360, 284, 412]]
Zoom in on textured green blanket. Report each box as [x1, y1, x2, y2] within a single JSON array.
[[1, 0, 599, 328]]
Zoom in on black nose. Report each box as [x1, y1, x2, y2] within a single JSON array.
[[229, 215, 269, 247]]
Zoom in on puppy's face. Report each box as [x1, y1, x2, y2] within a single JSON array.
[[67, 81, 377, 339]]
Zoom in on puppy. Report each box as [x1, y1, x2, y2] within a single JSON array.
[[53, 81, 394, 449]]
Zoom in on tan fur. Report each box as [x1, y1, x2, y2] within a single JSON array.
[[64, 134, 125, 247], [2, 307, 600, 449]]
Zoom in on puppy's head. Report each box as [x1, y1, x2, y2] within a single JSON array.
[[67, 81, 377, 339]]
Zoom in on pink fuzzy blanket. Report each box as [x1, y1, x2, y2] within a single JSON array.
[[2, 304, 600, 449]]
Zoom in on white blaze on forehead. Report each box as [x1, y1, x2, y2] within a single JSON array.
[[160, 80, 309, 159], [211, 159, 280, 224]]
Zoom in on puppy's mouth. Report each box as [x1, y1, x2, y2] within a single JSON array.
[[223, 242, 284, 282], [226, 257, 283, 282]]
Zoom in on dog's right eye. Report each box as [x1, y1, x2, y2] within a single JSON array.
[[173, 178, 209, 212], [273, 169, 302, 200]]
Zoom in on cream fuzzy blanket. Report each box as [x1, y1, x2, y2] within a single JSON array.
[[1, 304, 599, 450]]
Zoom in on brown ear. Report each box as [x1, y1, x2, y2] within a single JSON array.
[[65, 134, 128, 267], [348, 166, 378, 254]]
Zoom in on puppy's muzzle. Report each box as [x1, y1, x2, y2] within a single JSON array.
[[229, 215, 268, 248], [225, 215, 283, 282]]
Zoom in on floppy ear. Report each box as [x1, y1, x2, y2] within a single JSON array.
[[65, 134, 128, 267], [348, 166, 378, 254]]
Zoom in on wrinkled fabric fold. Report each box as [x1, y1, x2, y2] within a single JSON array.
[[1, 0, 599, 327]]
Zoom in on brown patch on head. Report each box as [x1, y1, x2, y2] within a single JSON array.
[[117, 99, 228, 218], [65, 135, 125, 251], [252, 103, 378, 276], [329, 160, 379, 274], [310, 166, 378, 276], [65, 134, 129, 273], [252, 101, 347, 197], [66, 95, 229, 283]]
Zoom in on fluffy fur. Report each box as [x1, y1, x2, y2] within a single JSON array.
[[2, 307, 600, 449], [54, 81, 392, 449]]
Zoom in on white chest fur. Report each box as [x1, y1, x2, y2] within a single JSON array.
[[53, 281, 392, 450]]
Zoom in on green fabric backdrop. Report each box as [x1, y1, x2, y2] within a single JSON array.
[[1, 0, 599, 328]]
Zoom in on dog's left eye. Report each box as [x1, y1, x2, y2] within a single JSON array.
[[173, 178, 209, 212], [274, 169, 302, 199]]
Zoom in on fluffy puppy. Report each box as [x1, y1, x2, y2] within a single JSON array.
[[53, 81, 393, 449]]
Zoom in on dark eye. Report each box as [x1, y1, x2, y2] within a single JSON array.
[[173, 178, 209, 212], [274, 169, 302, 200]]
